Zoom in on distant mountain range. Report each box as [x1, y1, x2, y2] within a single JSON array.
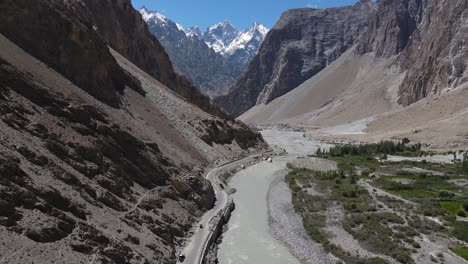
[[140, 7, 268, 97]]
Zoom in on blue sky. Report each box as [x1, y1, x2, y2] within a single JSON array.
[[131, 0, 361, 30]]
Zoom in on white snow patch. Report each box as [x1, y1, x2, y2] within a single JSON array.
[[176, 23, 184, 32], [139, 8, 168, 25]]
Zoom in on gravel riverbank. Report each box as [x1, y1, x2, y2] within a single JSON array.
[[267, 171, 334, 264]]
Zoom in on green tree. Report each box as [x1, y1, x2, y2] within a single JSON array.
[[316, 148, 322, 158], [382, 152, 388, 160], [463, 152, 468, 174]]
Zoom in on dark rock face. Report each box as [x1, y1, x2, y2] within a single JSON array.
[[398, 0, 468, 105], [198, 119, 266, 149], [358, 0, 468, 106], [0, 0, 142, 108], [216, 2, 374, 116], [70, 0, 228, 118], [357, 0, 423, 58]]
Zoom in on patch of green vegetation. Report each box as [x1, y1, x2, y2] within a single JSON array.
[[220, 171, 233, 185], [462, 153, 468, 174], [343, 212, 414, 264], [302, 213, 327, 243], [388, 160, 464, 176], [286, 169, 394, 263], [324, 243, 389, 264], [319, 140, 422, 158], [295, 145, 468, 263], [440, 201, 462, 215], [384, 174, 419, 179], [374, 174, 458, 200], [288, 169, 374, 213], [287, 169, 330, 243], [408, 216, 445, 234], [453, 221, 468, 242], [376, 195, 411, 211], [451, 247, 468, 260], [417, 201, 446, 217], [388, 189, 435, 197], [330, 156, 379, 173]]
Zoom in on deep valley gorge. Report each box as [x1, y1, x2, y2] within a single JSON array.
[[0, 0, 467, 264]]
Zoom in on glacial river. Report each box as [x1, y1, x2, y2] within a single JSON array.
[[218, 130, 332, 264]]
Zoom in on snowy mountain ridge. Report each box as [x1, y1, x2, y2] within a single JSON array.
[[139, 7, 268, 59], [139, 7, 269, 97]]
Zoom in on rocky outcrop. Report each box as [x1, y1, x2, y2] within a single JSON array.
[[398, 0, 468, 105], [216, 1, 374, 116], [358, 0, 468, 106], [357, 0, 423, 58], [0, 0, 142, 108]]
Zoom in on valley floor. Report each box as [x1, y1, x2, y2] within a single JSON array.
[[216, 129, 468, 264], [217, 130, 334, 264]]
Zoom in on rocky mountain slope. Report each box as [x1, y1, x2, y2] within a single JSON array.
[[216, 1, 374, 116], [0, 0, 267, 263], [140, 8, 268, 97], [240, 0, 468, 148], [358, 0, 468, 106], [68, 0, 225, 118], [140, 8, 243, 97]]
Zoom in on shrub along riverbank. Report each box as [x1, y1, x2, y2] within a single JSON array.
[[286, 141, 468, 263]]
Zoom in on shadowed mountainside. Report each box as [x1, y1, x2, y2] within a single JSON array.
[[0, 0, 268, 263]]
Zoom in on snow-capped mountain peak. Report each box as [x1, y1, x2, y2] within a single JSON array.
[[139, 7, 168, 24], [138, 9, 268, 58], [210, 22, 269, 58], [208, 20, 237, 33], [176, 23, 184, 32], [203, 21, 269, 57], [204, 21, 240, 53], [139, 11, 269, 94], [139, 7, 188, 38], [185, 26, 202, 38], [252, 22, 269, 37]]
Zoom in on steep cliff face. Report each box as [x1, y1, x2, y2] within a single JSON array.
[[358, 0, 468, 106], [398, 0, 468, 105], [0, 0, 142, 108], [216, 1, 374, 116], [69, 0, 227, 118], [357, 0, 423, 57], [0, 0, 267, 263]]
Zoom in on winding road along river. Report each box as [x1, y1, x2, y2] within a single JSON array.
[[218, 130, 332, 264]]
